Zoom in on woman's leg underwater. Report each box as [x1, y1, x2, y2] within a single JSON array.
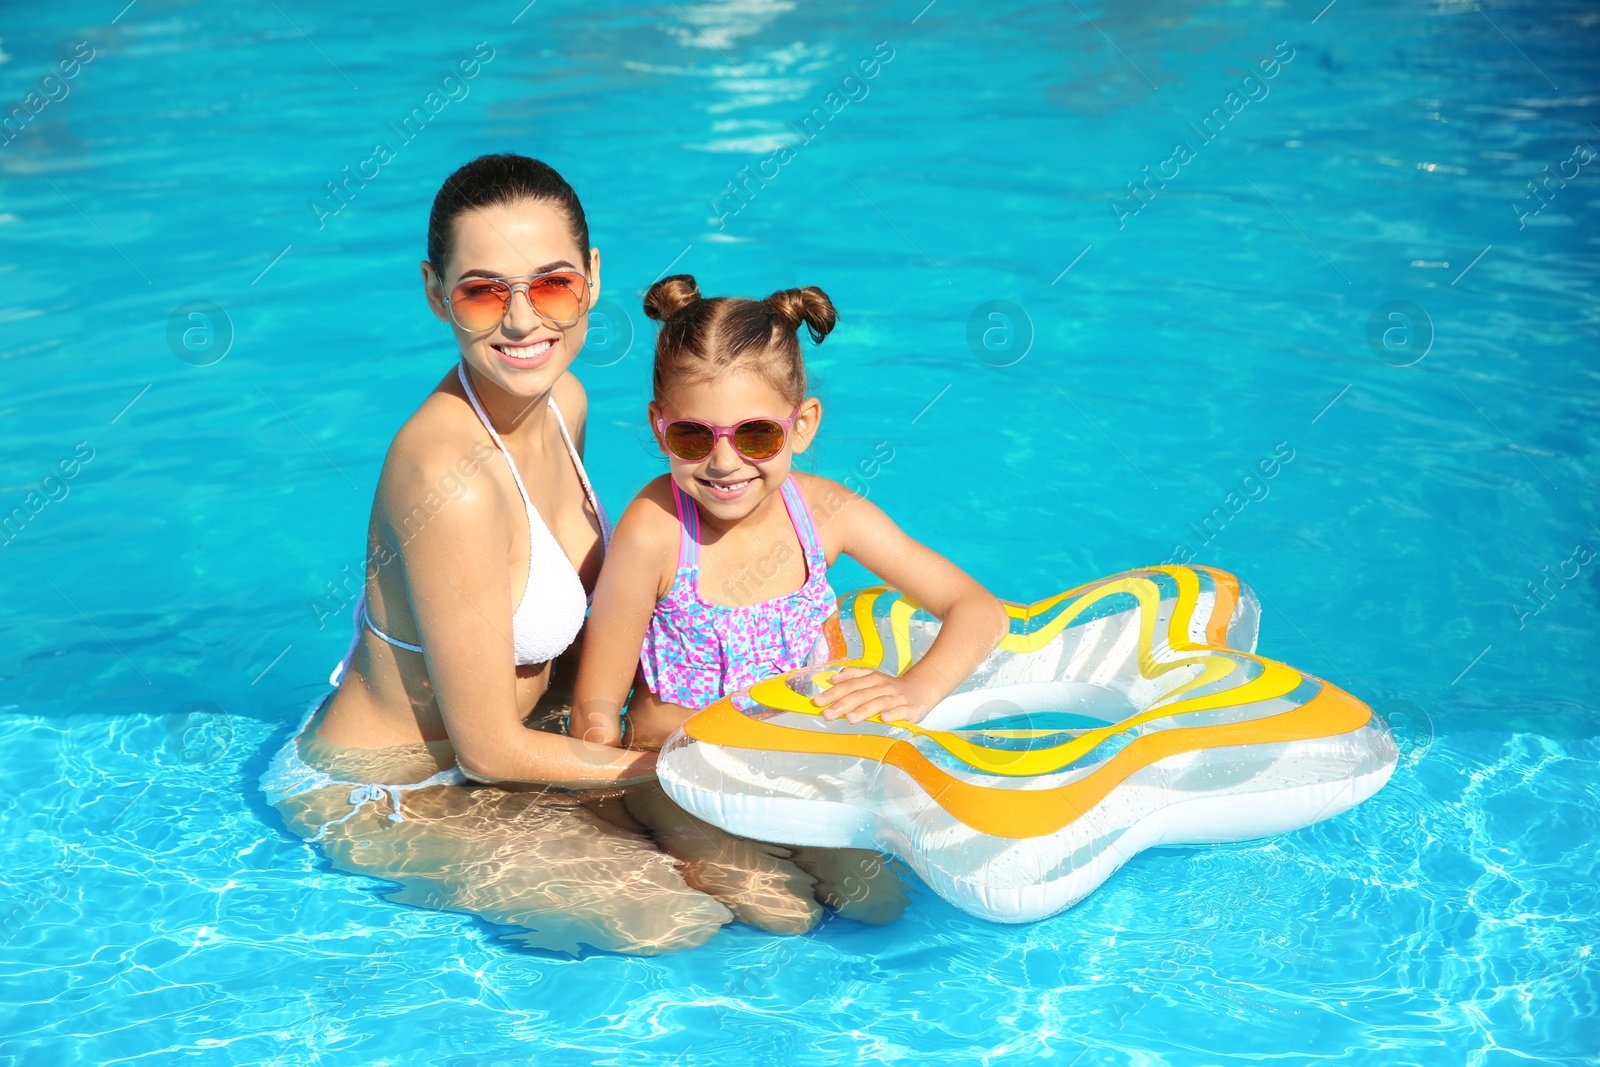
[[273, 781, 732, 956]]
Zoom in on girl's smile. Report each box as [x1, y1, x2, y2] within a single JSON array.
[[696, 474, 758, 501], [650, 369, 821, 525]]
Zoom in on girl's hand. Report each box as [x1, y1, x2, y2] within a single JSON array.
[[814, 668, 939, 726]]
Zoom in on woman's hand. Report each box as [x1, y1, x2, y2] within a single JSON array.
[[814, 667, 940, 725]]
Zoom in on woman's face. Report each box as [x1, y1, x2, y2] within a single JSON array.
[[421, 198, 602, 399]]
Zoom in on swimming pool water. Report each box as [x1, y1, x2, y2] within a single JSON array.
[[2, 0, 1596, 1063]]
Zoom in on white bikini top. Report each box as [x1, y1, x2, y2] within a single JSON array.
[[329, 361, 613, 686], [455, 361, 613, 664]]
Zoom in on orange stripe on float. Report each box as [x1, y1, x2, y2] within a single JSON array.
[[683, 677, 1373, 840], [821, 611, 847, 659], [1193, 565, 1241, 647]]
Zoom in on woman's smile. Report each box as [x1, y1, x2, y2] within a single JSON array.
[[491, 337, 557, 370]]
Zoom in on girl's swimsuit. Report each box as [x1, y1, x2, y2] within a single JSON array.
[[265, 360, 611, 832], [639, 474, 837, 711]]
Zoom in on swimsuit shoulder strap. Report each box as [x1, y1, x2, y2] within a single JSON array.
[[456, 361, 536, 515], [670, 479, 700, 572], [781, 474, 826, 566], [547, 393, 613, 547]]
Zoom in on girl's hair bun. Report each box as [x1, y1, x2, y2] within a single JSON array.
[[643, 274, 702, 322], [764, 286, 837, 344]]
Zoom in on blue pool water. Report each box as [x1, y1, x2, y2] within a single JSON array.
[[2, 0, 1597, 1062]]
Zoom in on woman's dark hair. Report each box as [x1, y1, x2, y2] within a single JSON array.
[[426, 154, 589, 273], [642, 275, 836, 404]]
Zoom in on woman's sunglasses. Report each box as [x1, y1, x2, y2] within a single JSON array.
[[443, 269, 591, 332], [656, 407, 801, 463]]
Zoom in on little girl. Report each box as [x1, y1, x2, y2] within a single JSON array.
[[572, 274, 1008, 935]]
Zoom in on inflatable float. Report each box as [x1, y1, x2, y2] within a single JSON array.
[[657, 565, 1397, 923]]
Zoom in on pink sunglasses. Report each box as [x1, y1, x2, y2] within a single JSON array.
[[655, 406, 801, 463]]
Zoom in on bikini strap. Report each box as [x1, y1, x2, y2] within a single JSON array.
[[671, 480, 700, 571], [363, 595, 423, 653], [548, 394, 614, 548], [329, 588, 425, 687], [456, 361, 535, 514], [330, 593, 364, 687]]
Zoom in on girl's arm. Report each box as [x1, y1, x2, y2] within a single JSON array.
[[619, 684, 699, 751], [387, 442, 656, 789], [570, 482, 683, 749], [804, 475, 1009, 725]]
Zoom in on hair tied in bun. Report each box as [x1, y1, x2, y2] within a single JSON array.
[[765, 286, 837, 345], [643, 274, 702, 322]]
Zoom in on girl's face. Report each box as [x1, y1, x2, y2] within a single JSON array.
[[420, 198, 602, 400], [649, 367, 822, 524]]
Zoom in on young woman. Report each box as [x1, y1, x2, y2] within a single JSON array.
[[262, 155, 731, 956]]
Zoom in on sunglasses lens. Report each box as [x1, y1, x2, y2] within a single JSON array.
[[449, 280, 512, 332], [733, 420, 787, 460], [527, 272, 589, 323], [449, 273, 590, 331], [663, 422, 715, 461]]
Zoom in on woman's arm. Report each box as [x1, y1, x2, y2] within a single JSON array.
[[570, 482, 680, 748], [803, 475, 1009, 725], [386, 449, 656, 788]]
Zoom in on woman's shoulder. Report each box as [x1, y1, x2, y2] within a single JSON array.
[[549, 370, 588, 435], [377, 370, 504, 521]]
